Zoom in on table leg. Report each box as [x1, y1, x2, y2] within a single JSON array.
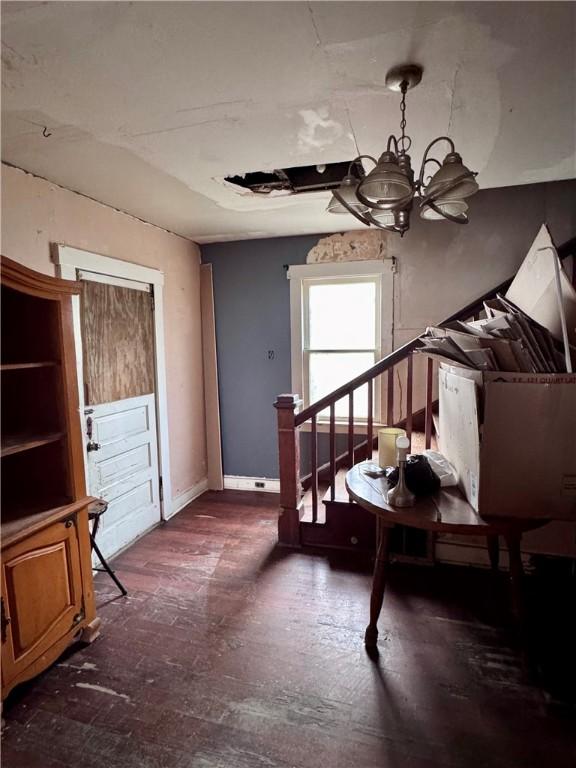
[[505, 532, 524, 620], [487, 535, 500, 572], [365, 524, 391, 648]]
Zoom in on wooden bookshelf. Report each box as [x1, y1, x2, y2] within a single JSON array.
[[1, 256, 99, 701]]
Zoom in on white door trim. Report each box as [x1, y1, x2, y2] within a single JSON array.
[[53, 245, 172, 521]]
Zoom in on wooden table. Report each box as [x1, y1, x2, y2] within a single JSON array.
[[345, 461, 549, 648]]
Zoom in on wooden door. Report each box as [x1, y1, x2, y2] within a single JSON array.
[[1, 517, 84, 683], [86, 395, 160, 559], [80, 275, 161, 560]]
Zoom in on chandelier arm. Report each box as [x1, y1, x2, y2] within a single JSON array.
[[419, 170, 478, 205], [417, 136, 456, 187], [355, 183, 415, 212], [418, 157, 442, 187], [386, 135, 399, 154], [423, 199, 468, 225], [347, 155, 378, 176], [332, 189, 374, 226]]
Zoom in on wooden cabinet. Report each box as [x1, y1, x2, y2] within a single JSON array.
[[1, 257, 99, 701]]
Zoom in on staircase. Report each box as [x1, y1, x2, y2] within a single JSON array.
[[274, 237, 576, 551]]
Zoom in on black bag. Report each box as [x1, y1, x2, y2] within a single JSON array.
[[385, 454, 440, 497]]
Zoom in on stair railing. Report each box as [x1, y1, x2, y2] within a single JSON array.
[[275, 238, 576, 546]]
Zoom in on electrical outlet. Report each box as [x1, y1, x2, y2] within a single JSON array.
[[255, 481, 265, 488]]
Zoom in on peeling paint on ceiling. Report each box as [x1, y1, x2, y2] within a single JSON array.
[[1, 1, 574, 243]]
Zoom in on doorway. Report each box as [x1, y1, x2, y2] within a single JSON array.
[[80, 273, 161, 559], [54, 246, 172, 560]]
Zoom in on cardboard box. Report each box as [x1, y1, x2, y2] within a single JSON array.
[[439, 364, 576, 519]]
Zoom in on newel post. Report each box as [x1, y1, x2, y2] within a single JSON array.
[[274, 394, 303, 547]]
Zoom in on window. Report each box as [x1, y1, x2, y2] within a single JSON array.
[[289, 261, 394, 422]]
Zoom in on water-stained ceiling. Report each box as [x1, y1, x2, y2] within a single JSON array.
[[2, 1, 575, 243]]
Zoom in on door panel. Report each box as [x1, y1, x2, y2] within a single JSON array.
[[86, 394, 160, 560], [2, 518, 83, 681], [81, 280, 154, 405], [95, 404, 150, 443], [96, 443, 151, 487], [104, 480, 155, 528]]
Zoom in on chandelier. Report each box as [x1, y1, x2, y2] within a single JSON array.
[[327, 65, 479, 236]]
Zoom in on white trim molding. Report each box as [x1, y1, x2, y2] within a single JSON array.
[[55, 246, 165, 286], [168, 478, 210, 518], [287, 260, 394, 280], [53, 244, 173, 521], [224, 476, 281, 493]]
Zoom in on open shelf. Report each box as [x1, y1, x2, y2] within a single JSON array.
[[1, 436, 72, 518], [1, 361, 59, 371], [1, 432, 65, 458], [1, 277, 73, 521], [1, 499, 74, 543]]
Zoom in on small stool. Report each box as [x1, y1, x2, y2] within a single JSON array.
[[88, 502, 127, 597]]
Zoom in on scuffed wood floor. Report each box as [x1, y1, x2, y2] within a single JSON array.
[[2, 490, 575, 768]]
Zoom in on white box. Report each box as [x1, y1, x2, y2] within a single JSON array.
[[438, 365, 576, 519]]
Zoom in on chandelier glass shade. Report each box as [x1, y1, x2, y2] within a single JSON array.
[[325, 174, 368, 215], [358, 151, 413, 206], [327, 65, 479, 236]]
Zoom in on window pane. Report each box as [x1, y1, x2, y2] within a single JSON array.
[[308, 281, 376, 350], [309, 352, 374, 418]]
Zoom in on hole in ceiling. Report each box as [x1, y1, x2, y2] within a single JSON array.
[[225, 160, 364, 195]]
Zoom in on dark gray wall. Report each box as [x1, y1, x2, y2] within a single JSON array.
[[201, 235, 316, 478], [389, 179, 576, 337], [202, 179, 576, 479]]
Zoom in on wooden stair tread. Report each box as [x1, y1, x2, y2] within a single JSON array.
[[300, 502, 327, 524], [322, 468, 351, 505]]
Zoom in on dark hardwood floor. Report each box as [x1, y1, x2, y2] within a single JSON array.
[[2, 490, 575, 768]]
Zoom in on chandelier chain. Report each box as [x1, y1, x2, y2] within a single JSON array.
[[399, 81, 409, 153]]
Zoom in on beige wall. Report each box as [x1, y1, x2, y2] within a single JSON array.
[[1, 163, 207, 500]]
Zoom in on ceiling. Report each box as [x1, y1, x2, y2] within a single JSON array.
[[2, 1, 575, 243]]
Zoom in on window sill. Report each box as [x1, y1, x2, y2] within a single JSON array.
[[298, 420, 386, 435]]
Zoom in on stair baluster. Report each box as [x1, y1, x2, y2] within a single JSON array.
[[348, 392, 354, 468], [311, 414, 318, 523], [406, 354, 414, 448], [329, 403, 336, 502], [366, 379, 373, 462], [387, 367, 394, 426]]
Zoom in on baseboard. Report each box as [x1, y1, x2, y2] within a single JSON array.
[[223, 475, 280, 493], [435, 541, 531, 570], [167, 477, 209, 519]]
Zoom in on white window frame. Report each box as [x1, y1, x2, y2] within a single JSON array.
[[288, 260, 394, 429]]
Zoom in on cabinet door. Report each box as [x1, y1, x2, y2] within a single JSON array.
[[1, 516, 84, 685]]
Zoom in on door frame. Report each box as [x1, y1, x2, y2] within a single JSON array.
[[53, 245, 172, 521]]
